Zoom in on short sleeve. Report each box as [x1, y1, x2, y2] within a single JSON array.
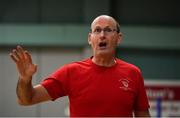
[[134, 71, 150, 111], [41, 65, 69, 101]]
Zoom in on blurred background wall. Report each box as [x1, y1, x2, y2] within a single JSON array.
[[0, 0, 180, 117]]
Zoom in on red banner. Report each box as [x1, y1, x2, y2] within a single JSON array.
[[145, 85, 180, 101]]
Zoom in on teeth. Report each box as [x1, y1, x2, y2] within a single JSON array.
[[99, 42, 107, 47]]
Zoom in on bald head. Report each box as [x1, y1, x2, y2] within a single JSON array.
[[91, 15, 120, 33]]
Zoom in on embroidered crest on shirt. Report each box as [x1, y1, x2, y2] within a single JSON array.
[[119, 79, 130, 90]]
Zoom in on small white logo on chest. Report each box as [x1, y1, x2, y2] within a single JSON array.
[[119, 79, 129, 90], [122, 80, 129, 88]]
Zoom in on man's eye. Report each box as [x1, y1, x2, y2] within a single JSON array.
[[94, 29, 101, 33], [104, 28, 112, 32]]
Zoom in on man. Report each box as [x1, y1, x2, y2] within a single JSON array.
[[10, 15, 150, 117]]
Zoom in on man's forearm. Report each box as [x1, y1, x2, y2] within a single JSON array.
[[16, 77, 34, 105]]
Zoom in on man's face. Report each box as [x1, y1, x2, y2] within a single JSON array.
[[88, 16, 122, 56]]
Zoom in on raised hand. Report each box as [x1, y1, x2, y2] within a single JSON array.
[[10, 46, 51, 105], [9, 45, 37, 80]]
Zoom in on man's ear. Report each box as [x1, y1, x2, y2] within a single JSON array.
[[88, 33, 92, 45], [117, 32, 123, 45]]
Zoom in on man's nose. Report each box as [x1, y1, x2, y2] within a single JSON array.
[[100, 30, 105, 36], [99, 30, 106, 40]]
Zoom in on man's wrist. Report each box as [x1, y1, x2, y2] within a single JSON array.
[[18, 76, 32, 84]]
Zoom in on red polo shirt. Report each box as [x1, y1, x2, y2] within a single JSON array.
[[41, 58, 149, 117]]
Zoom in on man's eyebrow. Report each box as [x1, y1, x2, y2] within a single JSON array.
[[93, 26, 112, 29], [93, 26, 101, 29]]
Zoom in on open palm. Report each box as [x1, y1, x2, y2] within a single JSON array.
[[10, 46, 37, 79]]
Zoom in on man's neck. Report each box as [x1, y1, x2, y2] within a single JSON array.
[[92, 55, 116, 67]]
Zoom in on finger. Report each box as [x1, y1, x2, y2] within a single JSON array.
[[24, 50, 33, 64], [9, 53, 19, 62], [12, 49, 21, 60], [17, 45, 25, 59]]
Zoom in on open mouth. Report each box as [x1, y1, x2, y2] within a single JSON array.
[[99, 42, 107, 48]]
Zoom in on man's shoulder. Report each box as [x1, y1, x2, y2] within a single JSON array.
[[116, 58, 141, 73]]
